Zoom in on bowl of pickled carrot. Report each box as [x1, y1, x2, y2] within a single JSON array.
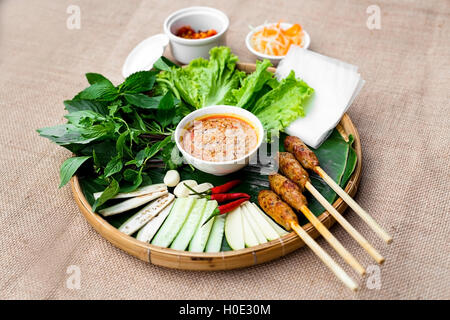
[[246, 22, 310, 65]]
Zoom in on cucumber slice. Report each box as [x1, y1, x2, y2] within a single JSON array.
[[241, 204, 267, 244], [151, 197, 195, 247], [225, 206, 245, 250], [245, 202, 280, 241], [241, 207, 259, 247], [136, 202, 174, 243], [94, 183, 166, 200], [205, 215, 225, 253], [118, 193, 174, 235], [188, 200, 218, 252], [251, 203, 288, 236], [170, 198, 207, 251], [99, 190, 168, 216]]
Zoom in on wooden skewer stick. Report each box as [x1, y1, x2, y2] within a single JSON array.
[[259, 189, 358, 291], [314, 166, 393, 244], [299, 205, 366, 276], [305, 181, 385, 264], [289, 221, 359, 291]]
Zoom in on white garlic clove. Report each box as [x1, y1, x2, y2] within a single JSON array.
[[163, 170, 181, 187]]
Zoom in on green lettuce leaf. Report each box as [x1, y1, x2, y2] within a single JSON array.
[[232, 59, 275, 109], [251, 70, 314, 133], [156, 47, 244, 109]]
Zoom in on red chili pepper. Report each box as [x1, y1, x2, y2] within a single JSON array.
[[202, 198, 249, 226], [184, 183, 249, 203], [210, 180, 241, 194], [210, 193, 250, 203], [184, 181, 243, 198]]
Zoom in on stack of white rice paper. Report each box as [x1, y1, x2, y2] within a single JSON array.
[[276, 46, 365, 149]]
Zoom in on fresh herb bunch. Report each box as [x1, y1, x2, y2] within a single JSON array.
[[38, 57, 188, 210]]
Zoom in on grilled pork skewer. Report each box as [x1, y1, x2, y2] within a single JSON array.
[[284, 136, 393, 244], [269, 174, 365, 275], [278, 152, 385, 264], [258, 190, 358, 291]]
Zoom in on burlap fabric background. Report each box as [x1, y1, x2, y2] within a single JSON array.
[[1, 0, 449, 300]]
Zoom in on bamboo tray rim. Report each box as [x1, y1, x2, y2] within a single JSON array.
[[70, 62, 363, 270]]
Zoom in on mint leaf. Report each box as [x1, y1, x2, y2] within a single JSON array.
[[76, 81, 118, 101], [104, 155, 123, 177], [92, 178, 119, 211], [85, 73, 113, 86], [64, 99, 109, 115], [108, 100, 123, 117], [59, 156, 91, 188], [132, 111, 147, 131], [124, 93, 162, 109], [119, 71, 156, 94], [156, 92, 175, 128]]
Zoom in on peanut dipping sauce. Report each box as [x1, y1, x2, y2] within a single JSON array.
[[181, 114, 259, 162]]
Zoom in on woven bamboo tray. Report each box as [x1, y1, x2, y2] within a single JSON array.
[[70, 63, 362, 271]]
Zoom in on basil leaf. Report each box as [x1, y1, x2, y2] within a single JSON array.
[[124, 93, 162, 109], [92, 178, 119, 211], [104, 155, 123, 177], [116, 131, 128, 157], [37, 124, 72, 138], [121, 104, 133, 113], [123, 168, 139, 182], [134, 136, 171, 167], [161, 141, 183, 170], [134, 148, 148, 167], [37, 124, 99, 146], [119, 171, 143, 193], [80, 122, 115, 140], [144, 135, 172, 161], [121, 168, 145, 192], [64, 110, 106, 126], [92, 149, 100, 168], [119, 71, 157, 94], [78, 140, 118, 167], [59, 156, 91, 188], [141, 173, 152, 186], [85, 73, 114, 86], [156, 92, 175, 129]]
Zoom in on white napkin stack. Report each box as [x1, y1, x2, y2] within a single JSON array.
[[276, 46, 365, 148]]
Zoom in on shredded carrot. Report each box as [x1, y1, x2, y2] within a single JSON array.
[[251, 21, 304, 56]]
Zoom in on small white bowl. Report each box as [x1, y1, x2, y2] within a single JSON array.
[[164, 7, 229, 64], [245, 22, 310, 65], [175, 106, 264, 176]]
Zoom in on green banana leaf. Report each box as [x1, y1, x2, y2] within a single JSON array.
[[79, 128, 357, 250]]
